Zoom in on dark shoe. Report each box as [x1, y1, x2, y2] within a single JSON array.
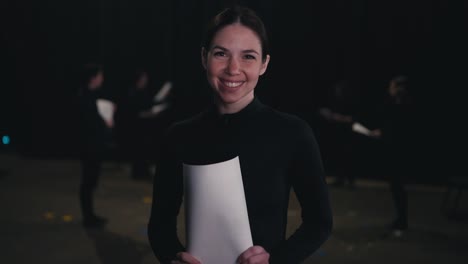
[[381, 225, 407, 239], [131, 167, 151, 181], [391, 228, 406, 237], [83, 215, 108, 229], [330, 179, 345, 187], [131, 173, 150, 181], [346, 181, 356, 190], [388, 219, 408, 237]]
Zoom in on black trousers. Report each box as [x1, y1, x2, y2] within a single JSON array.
[[389, 174, 408, 227], [79, 155, 103, 219], [381, 142, 409, 228]]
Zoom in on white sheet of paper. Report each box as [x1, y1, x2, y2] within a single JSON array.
[[183, 156, 253, 264], [150, 103, 169, 114], [352, 122, 372, 136], [96, 99, 114, 123], [153, 81, 172, 102], [138, 103, 169, 118]]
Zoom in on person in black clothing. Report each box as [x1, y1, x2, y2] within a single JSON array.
[[318, 80, 357, 188], [125, 69, 155, 180], [147, 5, 332, 264], [123, 68, 173, 180], [77, 63, 115, 228], [369, 75, 415, 236]]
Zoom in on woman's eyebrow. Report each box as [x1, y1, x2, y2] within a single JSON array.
[[212, 45, 260, 55], [242, 49, 260, 55], [211, 45, 227, 51]]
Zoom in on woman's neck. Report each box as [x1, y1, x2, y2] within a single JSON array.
[[215, 96, 254, 114]]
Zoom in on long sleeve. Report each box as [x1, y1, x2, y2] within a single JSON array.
[[147, 127, 185, 263], [270, 122, 333, 264]]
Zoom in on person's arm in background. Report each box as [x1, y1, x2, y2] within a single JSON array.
[[147, 126, 185, 263], [271, 120, 333, 264]]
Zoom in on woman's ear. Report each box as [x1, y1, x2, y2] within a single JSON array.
[[259, 54, 270, 76], [201, 47, 207, 70]]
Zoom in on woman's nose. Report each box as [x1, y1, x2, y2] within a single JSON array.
[[226, 58, 240, 74]]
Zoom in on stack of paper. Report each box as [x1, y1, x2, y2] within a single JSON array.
[[352, 122, 372, 136], [96, 99, 115, 123], [183, 156, 252, 264], [153, 81, 173, 103]]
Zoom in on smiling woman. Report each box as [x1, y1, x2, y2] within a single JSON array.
[[201, 23, 270, 114], [147, 5, 332, 264]]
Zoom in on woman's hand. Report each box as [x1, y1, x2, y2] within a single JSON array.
[[171, 252, 201, 264], [104, 119, 114, 128], [237, 245, 270, 264], [370, 129, 382, 138]]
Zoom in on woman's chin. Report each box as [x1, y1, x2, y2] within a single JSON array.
[[216, 93, 241, 104]]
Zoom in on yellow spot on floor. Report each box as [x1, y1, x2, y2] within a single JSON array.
[[143, 196, 152, 204], [62, 214, 73, 222], [43, 211, 55, 220]]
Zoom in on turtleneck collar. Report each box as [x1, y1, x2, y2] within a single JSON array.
[[206, 97, 263, 122]]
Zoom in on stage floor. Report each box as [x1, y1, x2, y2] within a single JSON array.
[[0, 152, 467, 264]]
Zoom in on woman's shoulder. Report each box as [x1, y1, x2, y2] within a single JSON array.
[[263, 104, 310, 126], [163, 111, 208, 136], [259, 104, 314, 136]]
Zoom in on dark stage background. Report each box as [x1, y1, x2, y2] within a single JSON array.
[[1, 0, 467, 183]]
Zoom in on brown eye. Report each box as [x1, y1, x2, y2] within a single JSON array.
[[213, 51, 226, 57], [244, 54, 256, 60]]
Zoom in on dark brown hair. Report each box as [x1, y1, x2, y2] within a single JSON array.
[[201, 5, 269, 62]]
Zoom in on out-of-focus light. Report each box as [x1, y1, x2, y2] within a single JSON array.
[[2, 135, 10, 145]]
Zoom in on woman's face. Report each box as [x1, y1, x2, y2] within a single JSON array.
[[202, 23, 270, 112]]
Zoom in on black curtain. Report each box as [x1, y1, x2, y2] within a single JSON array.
[[3, 0, 466, 179]]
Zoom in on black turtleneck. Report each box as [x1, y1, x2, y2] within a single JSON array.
[[148, 98, 333, 264]]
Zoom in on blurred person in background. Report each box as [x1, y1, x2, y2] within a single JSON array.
[[77, 63, 116, 228], [369, 74, 416, 236]]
